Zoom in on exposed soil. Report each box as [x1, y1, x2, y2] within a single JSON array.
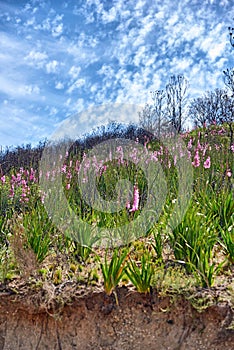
[[0, 285, 233, 350]]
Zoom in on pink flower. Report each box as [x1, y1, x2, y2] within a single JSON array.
[[187, 150, 191, 159], [226, 169, 232, 177], [218, 128, 225, 135], [29, 168, 36, 182], [129, 185, 139, 212], [0, 175, 5, 184], [203, 156, 211, 169], [197, 140, 202, 151], [21, 179, 27, 186], [66, 183, 71, 190], [187, 138, 193, 149], [192, 150, 200, 167], [11, 174, 17, 183], [16, 173, 22, 182], [75, 160, 80, 173], [202, 144, 208, 157], [40, 191, 46, 204], [9, 185, 14, 198], [66, 170, 72, 180], [117, 146, 124, 164], [126, 201, 131, 209], [99, 165, 107, 176], [150, 152, 158, 162], [61, 164, 67, 173]]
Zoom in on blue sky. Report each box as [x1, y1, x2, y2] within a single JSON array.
[[0, 0, 233, 147]]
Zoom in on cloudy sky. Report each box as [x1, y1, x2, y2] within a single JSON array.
[[0, 0, 233, 147]]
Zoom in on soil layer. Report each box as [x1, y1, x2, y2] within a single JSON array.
[[0, 286, 233, 350]]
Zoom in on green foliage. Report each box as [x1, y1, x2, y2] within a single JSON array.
[[0, 248, 14, 283], [196, 188, 234, 263], [152, 230, 164, 262], [0, 214, 9, 248], [169, 205, 219, 287], [100, 248, 129, 296], [125, 251, 154, 293], [0, 123, 233, 294], [22, 204, 54, 263], [220, 227, 234, 263]]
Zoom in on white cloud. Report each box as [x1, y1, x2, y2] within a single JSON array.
[[55, 81, 64, 89], [52, 22, 63, 37], [97, 64, 115, 79], [0, 76, 41, 99], [19, 84, 41, 95], [102, 7, 117, 23], [46, 60, 59, 73], [209, 42, 226, 61], [0, 0, 233, 147], [67, 79, 86, 94], [24, 50, 48, 68], [167, 13, 179, 26], [68, 66, 81, 79], [49, 106, 58, 116], [155, 11, 164, 20]]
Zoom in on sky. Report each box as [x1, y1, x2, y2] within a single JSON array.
[[0, 0, 234, 148]]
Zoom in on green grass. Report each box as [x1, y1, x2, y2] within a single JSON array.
[[0, 123, 233, 302]]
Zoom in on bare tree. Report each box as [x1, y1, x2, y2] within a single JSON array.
[[138, 102, 156, 135], [150, 90, 169, 137], [188, 88, 234, 140], [165, 75, 189, 133], [228, 26, 234, 47], [223, 68, 234, 96], [139, 90, 169, 137], [223, 24, 234, 144], [189, 96, 209, 127], [221, 91, 234, 146]]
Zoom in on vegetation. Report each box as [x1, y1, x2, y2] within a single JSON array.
[[0, 120, 233, 306]]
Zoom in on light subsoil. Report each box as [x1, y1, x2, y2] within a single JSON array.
[[0, 286, 233, 350]]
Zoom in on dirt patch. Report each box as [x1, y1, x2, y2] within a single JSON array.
[[0, 286, 233, 350]]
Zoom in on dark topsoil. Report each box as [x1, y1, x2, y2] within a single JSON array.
[[0, 284, 233, 350]]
